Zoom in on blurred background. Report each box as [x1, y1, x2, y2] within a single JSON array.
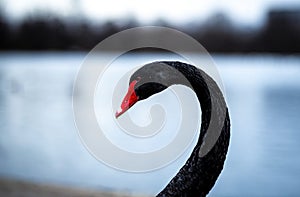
[[1, 0, 300, 52], [0, 0, 300, 196]]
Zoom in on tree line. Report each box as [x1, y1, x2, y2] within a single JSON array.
[[0, 9, 299, 53]]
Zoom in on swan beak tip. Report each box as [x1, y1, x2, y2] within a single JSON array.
[[115, 108, 123, 118]]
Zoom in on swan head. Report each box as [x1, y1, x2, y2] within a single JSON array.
[[115, 62, 172, 118]]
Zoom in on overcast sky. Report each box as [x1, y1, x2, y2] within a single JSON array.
[[1, 0, 300, 25]]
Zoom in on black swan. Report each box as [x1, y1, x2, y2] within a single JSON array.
[[115, 61, 230, 197]]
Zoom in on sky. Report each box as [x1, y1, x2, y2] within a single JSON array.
[[1, 0, 300, 25]]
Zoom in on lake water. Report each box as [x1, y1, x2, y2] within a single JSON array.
[[0, 52, 300, 196]]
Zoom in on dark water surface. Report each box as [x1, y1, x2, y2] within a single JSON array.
[[0, 52, 299, 196]]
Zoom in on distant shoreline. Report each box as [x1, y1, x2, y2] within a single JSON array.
[[0, 8, 300, 53]]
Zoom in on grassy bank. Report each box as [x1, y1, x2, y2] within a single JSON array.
[[0, 178, 148, 197]]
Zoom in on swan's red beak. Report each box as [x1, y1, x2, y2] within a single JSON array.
[[115, 80, 139, 118]]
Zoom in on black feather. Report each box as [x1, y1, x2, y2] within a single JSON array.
[[130, 61, 231, 197]]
